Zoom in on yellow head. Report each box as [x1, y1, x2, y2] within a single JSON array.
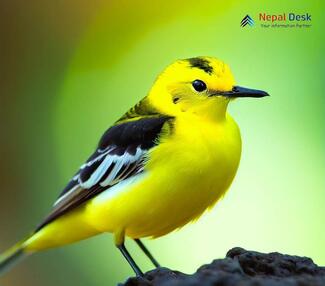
[[148, 56, 268, 120]]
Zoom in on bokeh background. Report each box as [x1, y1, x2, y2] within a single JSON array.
[[1, 0, 324, 285]]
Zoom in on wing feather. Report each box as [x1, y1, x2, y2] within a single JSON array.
[[35, 116, 172, 231]]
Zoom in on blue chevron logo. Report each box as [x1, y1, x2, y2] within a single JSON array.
[[241, 15, 254, 27]]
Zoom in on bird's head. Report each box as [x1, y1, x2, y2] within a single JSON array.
[[148, 56, 269, 121]]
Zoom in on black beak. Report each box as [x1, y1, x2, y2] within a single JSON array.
[[218, 86, 269, 98]]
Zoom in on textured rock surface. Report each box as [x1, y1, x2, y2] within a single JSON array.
[[119, 247, 325, 286]]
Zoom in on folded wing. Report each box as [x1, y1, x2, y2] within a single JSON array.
[[35, 116, 172, 231]]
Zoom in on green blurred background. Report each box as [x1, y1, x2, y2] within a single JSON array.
[[1, 0, 324, 285]]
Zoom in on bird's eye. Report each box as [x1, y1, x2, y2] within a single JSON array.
[[192, 80, 207, 92]]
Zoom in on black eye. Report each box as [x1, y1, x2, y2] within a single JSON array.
[[192, 79, 207, 92]]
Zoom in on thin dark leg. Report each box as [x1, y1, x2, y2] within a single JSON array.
[[134, 239, 160, 268], [117, 243, 143, 277]]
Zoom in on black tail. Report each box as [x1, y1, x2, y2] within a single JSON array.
[[0, 241, 29, 276]]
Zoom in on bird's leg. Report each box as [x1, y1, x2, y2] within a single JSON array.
[[134, 239, 160, 268], [117, 243, 144, 277], [115, 230, 143, 277]]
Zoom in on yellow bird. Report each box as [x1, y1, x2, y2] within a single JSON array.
[[0, 56, 268, 276]]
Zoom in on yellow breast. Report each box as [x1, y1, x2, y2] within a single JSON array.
[[88, 112, 241, 239]]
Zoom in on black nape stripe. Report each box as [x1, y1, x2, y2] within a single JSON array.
[[173, 97, 180, 104], [187, 57, 213, 75]]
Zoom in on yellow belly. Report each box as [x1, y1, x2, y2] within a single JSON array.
[[88, 113, 241, 239], [25, 113, 241, 251]]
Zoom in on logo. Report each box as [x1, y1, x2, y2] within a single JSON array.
[[241, 15, 254, 27], [240, 13, 312, 29]]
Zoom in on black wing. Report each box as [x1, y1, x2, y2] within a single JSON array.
[[35, 116, 172, 231]]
